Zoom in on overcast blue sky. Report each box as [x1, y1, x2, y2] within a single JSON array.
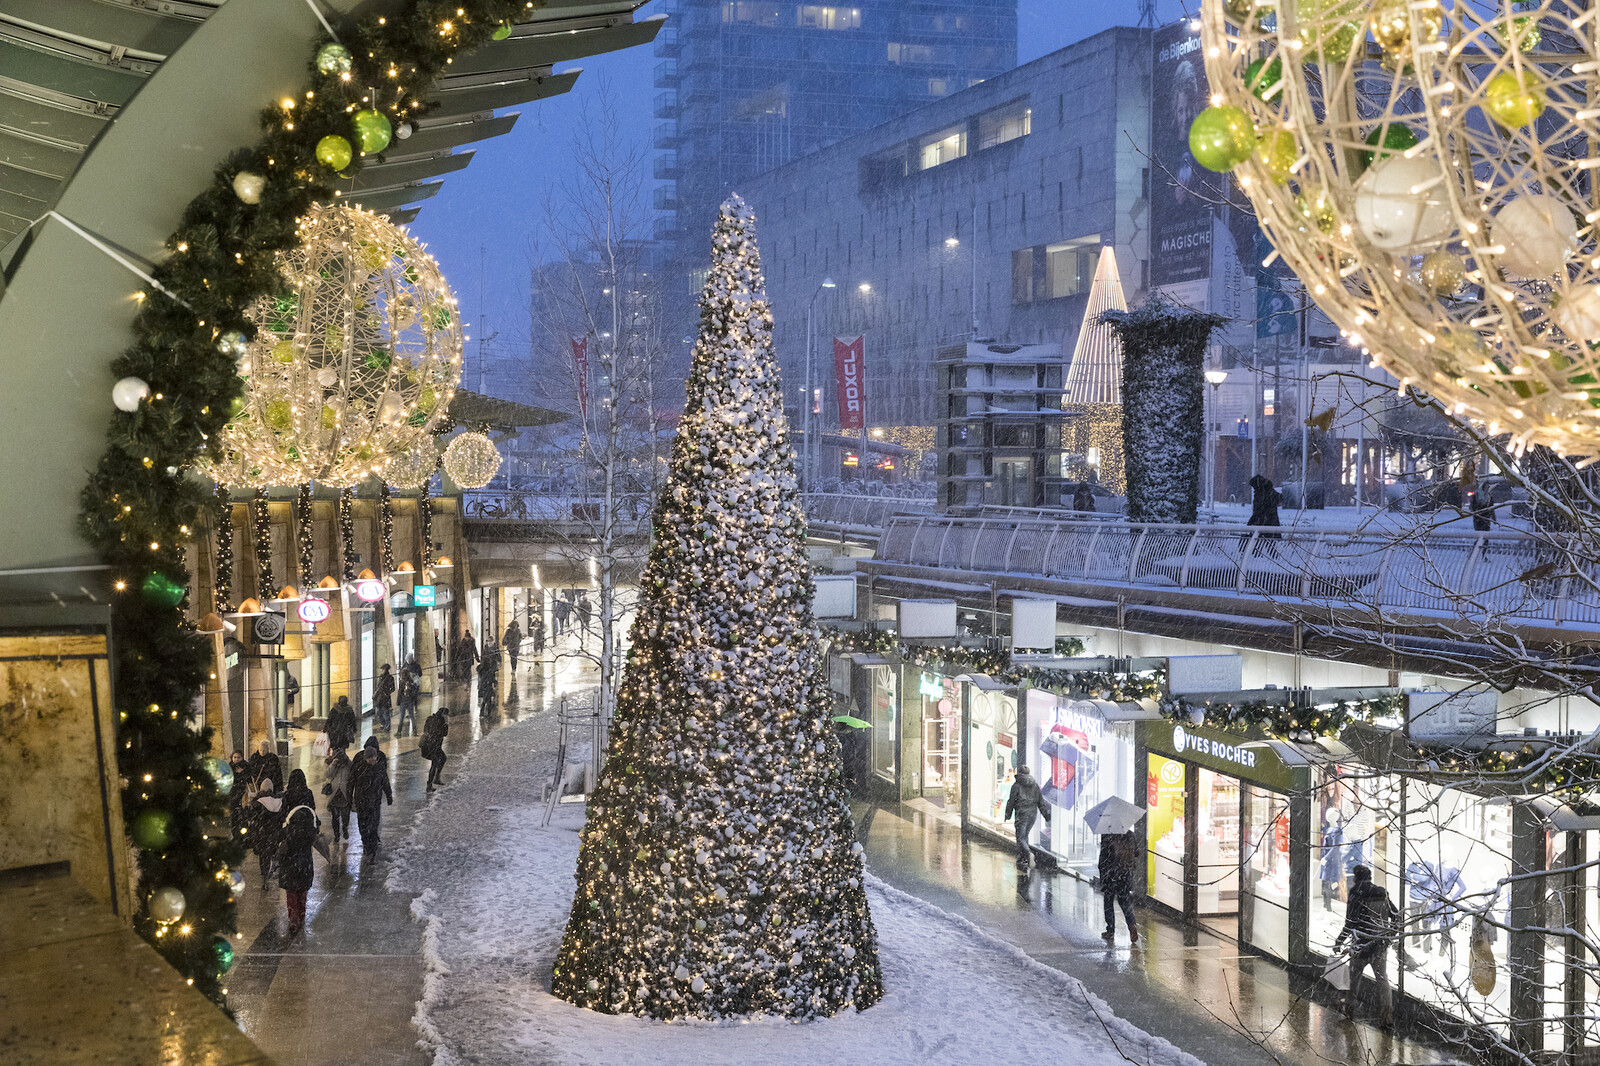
[[411, 1, 1188, 361]]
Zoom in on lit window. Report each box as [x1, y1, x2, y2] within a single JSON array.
[[926, 77, 949, 96], [978, 105, 1031, 150], [918, 126, 966, 170], [722, 1, 784, 24], [887, 42, 936, 64], [1264, 388, 1276, 417], [798, 5, 861, 30]]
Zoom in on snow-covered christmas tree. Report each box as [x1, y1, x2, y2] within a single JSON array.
[[551, 195, 883, 1020]]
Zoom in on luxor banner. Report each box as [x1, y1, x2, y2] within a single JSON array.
[[833, 335, 865, 431], [571, 336, 590, 422]]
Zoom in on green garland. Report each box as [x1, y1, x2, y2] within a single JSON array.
[[819, 627, 1160, 701], [77, 0, 538, 1003], [1160, 693, 1404, 740]]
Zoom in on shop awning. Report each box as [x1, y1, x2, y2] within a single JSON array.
[[848, 653, 895, 666], [1530, 795, 1600, 831], [954, 673, 1011, 691], [1099, 699, 1161, 722]]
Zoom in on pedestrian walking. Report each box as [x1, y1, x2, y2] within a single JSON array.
[[1334, 864, 1399, 1028], [1247, 475, 1282, 527], [454, 630, 479, 682], [530, 609, 546, 655], [396, 664, 421, 737], [249, 779, 283, 885], [575, 597, 592, 644], [503, 618, 522, 672], [1072, 482, 1096, 513], [326, 694, 359, 751], [1003, 765, 1050, 874], [477, 641, 499, 718], [284, 672, 301, 716], [373, 663, 396, 733], [1468, 482, 1496, 533], [226, 750, 249, 839], [278, 769, 319, 935], [1097, 830, 1139, 944], [246, 738, 284, 793], [322, 746, 353, 848], [421, 705, 450, 790], [348, 736, 393, 853]]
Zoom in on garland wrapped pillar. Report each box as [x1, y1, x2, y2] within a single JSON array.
[[379, 482, 395, 574], [213, 485, 234, 613], [552, 197, 882, 1020], [1101, 295, 1227, 523], [250, 488, 274, 597], [338, 486, 356, 582], [420, 492, 434, 569], [296, 483, 314, 588]]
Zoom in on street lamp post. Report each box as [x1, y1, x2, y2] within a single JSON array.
[[804, 277, 836, 489], [1204, 369, 1228, 513]]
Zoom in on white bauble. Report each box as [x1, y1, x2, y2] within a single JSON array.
[[1493, 194, 1578, 278], [232, 171, 266, 205], [376, 391, 405, 425], [112, 376, 150, 412], [1554, 285, 1600, 344], [316, 366, 339, 388], [1352, 154, 1456, 251], [149, 886, 186, 924], [443, 431, 501, 489]]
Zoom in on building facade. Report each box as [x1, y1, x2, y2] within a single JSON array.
[[654, 0, 1018, 294], [743, 27, 1151, 430]]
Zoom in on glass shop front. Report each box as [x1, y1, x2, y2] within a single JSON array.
[[1025, 692, 1142, 877], [966, 682, 1020, 839]]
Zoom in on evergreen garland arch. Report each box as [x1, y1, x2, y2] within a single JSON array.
[[552, 197, 883, 1020]]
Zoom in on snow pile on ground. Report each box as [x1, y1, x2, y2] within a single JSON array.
[[390, 717, 1207, 1066]]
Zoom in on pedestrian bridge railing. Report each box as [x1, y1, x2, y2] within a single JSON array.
[[804, 493, 934, 536], [875, 514, 1600, 630]]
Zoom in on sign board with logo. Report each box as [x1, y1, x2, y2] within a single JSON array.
[[412, 584, 437, 608], [1141, 720, 1306, 793], [1405, 689, 1497, 739], [252, 611, 286, 645], [354, 578, 386, 603], [297, 598, 331, 624]]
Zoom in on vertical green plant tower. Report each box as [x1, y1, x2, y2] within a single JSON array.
[[552, 196, 883, 1019]]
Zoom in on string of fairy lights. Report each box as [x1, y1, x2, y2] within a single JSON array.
[[296, 483, 315, 587], [212, 485, 234, 612], [379, 483, 395, 575], [419, 492, 434, 568], [251, 488, 274, 597], [338, 486, 357, 581]]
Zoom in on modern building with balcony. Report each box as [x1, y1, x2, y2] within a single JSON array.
[[934, 341, 1067, 509]]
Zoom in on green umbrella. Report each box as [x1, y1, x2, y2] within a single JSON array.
[[831, 714, 871, 729]]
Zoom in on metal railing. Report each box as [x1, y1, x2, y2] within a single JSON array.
[[876, 514, 1599, 630], [804, 492, 934, 534], [462, 491, 655, 521]]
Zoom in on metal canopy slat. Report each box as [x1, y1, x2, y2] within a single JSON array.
[[426, 71, 579, 114], [348, 149, 473, 192], [449, 18, 660, 76], [345, 181, 443, 213], [0, 0, 206, 57], [395, 112, 517, 155], [0, 86, 109, 148], [0, 183, 46, 219], [0, 128, 77, 177], [0, 39, 147, 107], [0, 159, 59, 201]]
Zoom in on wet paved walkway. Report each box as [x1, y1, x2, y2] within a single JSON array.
[[856, 799, 1464, 1066], [235, 633, 1465, 1066]]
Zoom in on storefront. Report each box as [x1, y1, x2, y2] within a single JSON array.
[[966, 678, 1020, 840], [1025, 691, 1147, 876], [909, 669, 962, 815], [1139, 719, 1313, 964]]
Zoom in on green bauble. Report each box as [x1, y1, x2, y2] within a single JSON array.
[[1506, 15, 1541, 51], [1358, 122, 1418, 174], [273, 339, 297, 364], [141, 572, 186, 609], [316, 42, 352, 76], [1298, 0, 1361, 64], [1189, 105, 1257, 172], [213, 935, 236, 974], [228, 395, 246, 420], [203, 756, 234, 792], [131, 809, 173, 850], [315, 134, 353, 172], [265, 399, 292, 431], [364, 347, 392, 370], [492, 22, 513, 40], [1244, 56, 1283, 102], [353, 110, 392, 155], [1254, 128, 1298, 183], [1224, 0, 1274, 26], [417, 385, 438, 413], [1485, 69, 1545, 128]]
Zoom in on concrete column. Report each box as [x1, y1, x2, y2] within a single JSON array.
[[1508, 800, 1545, 1054]]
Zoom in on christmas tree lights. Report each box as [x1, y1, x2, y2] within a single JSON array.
[[338, 486, 357, 582], [251, 488, 274, 597], [213, 484, 234, 612], [296, 483, 314, 586], [552, 197, 883, 1020]]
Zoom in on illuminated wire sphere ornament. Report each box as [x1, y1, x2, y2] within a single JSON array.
[[442, 431, 501, 489], [208, 203, 462, 486], [1198, 0, 1600, 456], [382, 425, 438, 490]]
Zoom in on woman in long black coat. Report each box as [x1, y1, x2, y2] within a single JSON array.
[[226, 750, 249, 838], [278, 769, 320, 935], [348, 736, 393, 853]]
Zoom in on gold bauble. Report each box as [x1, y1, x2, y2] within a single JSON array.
[[1419, 250, 1466, 297]]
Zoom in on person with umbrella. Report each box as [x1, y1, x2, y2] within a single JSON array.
[[1003, 765, 1049, 874], [1084, 795, 1145, 944]]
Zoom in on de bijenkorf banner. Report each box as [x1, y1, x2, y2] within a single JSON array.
[[1150, 21, 1214, 288]]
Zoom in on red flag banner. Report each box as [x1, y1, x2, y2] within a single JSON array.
[[833, 335, 865, 431], [571, 336, 590, 421]]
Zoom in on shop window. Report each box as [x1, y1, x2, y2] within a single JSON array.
[[1196, 768, 1241, 919], [918, 125, 966, 170], [1012, 237, 1098, 303], [1242, 786, 1291, 960], [870, 666, 897, 783], [967, 687, 1018, 836], [1310, 768, 1405, 1002], [1147, 754, 1186, 910], [993, 424, 1034, 448], [978, 104, 1031, 150], [1027, 692, 1137, 874], [798, 5, 861, 30]]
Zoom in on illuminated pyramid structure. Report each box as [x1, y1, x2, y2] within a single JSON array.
[[1063, 246, 1127, 495]]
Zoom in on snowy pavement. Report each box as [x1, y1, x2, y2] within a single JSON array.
[[387, 714, 1207, 1066]]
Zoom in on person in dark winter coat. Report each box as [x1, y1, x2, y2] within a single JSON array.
[[1003, 766, 1050, 873], [1072, 482, 1096, 513], [226, 750, 250, 838], [1098, 830, 1139, 944], [373, 663, 396, 733], [454, 631, 479, 681], [421, 706, 450, 789], [323, 746, 353, 845], [477, 641, 499, 717], [531, 610, 546, 654], [503, 619, 522, 672], [326, 695, 359, 751], [1467, 483, 1496, 533], [1247, 475, 1282, 528], [1335, 864, 1399, 1027], [348, 736, 393, 852], [278, 769, 320, 934], [246, 739, 283, 793], [249, 779, 283, 885], [396, 666, 421, 737]]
